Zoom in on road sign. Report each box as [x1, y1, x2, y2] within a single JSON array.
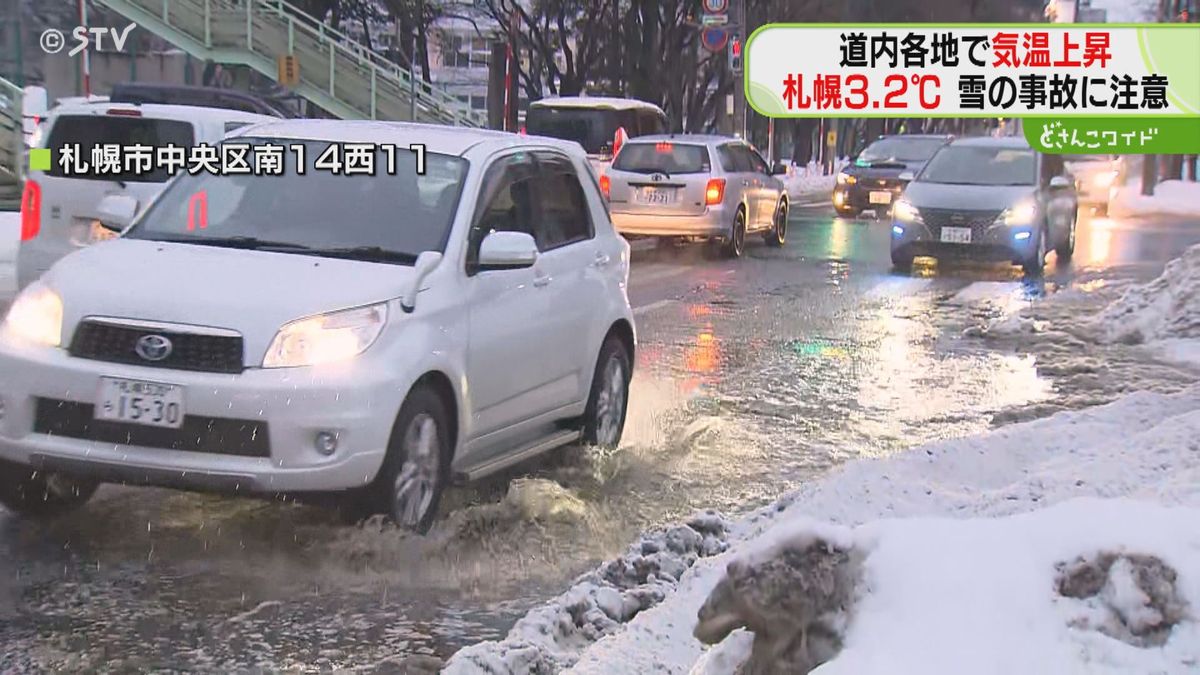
[[703, 0, 728, 13], [701, 27, 729, 53], [827, 130, 837, 146], [701, 14, 729, 26]]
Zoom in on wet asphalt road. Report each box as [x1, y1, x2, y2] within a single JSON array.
[[3, 202, 1200, 672]]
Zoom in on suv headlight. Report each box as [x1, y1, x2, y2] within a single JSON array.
[[997, 200, 1037, 226], [893, 199, 922, 223], [263, 302, 388, 368], [836, 172, 857, 185], [1, 282, 63, 347]]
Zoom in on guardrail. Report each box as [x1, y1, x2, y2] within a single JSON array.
[[0, 76, 22, 211]]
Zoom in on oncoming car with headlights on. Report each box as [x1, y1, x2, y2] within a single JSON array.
[[889, 137, 1078, 276], [0, 121, 635, 533]]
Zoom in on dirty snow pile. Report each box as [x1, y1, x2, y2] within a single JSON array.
[[1097, 242, 1200, 365], [783, 160, 842, 199], [442, 512, 730, 674], [1110, 179, 1200, 219], [499, 381, 1200, 675]]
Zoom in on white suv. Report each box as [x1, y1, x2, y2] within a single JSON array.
[[0, 121, 635, 532]]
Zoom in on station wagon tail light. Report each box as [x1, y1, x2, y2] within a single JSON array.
[[106, 108, 142, 117], [20, 179, 41, 241], [613, 127, 628, 159], [599, 174, 611, 200], [705, 178, 725, 206]]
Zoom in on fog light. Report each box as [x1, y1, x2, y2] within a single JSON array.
[[315, 431, 338, 455], [892, 225, 904, 237], [1014, 230, 1032, 241]]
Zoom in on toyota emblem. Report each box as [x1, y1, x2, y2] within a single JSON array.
[[651, 173, 666, 182], [135, 334, 173, 362]]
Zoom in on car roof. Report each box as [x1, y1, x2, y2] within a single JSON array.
[[622, 133, 742, 147], [947, 135, 1032, 149], [873, 134, 954, 140], [530, 96, 665, 114], [49, 101, 274, 123], [234, 119, 589, 158]]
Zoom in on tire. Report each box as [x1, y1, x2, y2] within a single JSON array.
[[1023, 226, 1047, 276], [1055, 216, 1076, 262], [359, 386, 452, 534], [0, 458, 98, 517], [581, 336, 632, 449], [835, 206, 857, 219], [723, 208, 747, 258], [890, 245, 914, 271], [764, 200, 787, 247]]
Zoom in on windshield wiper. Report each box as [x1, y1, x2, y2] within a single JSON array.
[[311, 246, 419, 263], [147, 235, 316, 252]]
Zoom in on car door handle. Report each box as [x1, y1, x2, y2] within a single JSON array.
[[533, 274, 552, 287], [592, 252, 610, 268]]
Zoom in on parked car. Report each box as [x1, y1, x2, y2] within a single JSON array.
[[525, 97, 668, 177], [605, 135, 789, 258], [109, 83, 298, 118], [1063, 154, 1119, 215], [833, 134, 953, 218], [890, 136, 1078, 275], [0, 121, 635, 533], [17, 102, 277, 290]]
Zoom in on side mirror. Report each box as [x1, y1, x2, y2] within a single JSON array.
[[95, 194, 138, 232], [1049, 175, 1071, 190], [478, 231, 538, 271], [898, 171, 915, 182], [771, 161, 788, 175]]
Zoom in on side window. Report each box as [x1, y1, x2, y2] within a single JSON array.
[[1040, 154, 1064, 186], [532, 155, 593, 250], [467, 155, 537, 272], [638, 110, 665, 135], [738, 145, 769, 174], [717, 144, 740, 172]]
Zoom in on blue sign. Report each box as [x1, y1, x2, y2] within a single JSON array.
[[701, 27, 729, 53]]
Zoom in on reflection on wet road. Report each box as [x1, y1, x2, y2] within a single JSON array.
[[4, 204, 1200, 670]]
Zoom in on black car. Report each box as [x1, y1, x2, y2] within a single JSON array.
[[109, 83, 300, 118], [833, 134, 953, 217]]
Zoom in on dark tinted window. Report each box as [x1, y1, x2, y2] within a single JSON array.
[[613, 142, 711, 174], [716, 145, 742, 172], [526, 105, 642, 154], [468, 155, 537, 269], [918, 145, 1037, 186], [638, 110, 667, 135], [535, 163, 592, 250], [859, 137, 948, 162], [126, 140, 468, 262], [45, 115, 195, 183], [740, 146, 770, 174]]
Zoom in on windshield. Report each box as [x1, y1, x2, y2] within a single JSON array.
[[613, 142, 710, 174], [125, 139, 468, 263], [44, 115, 195, 183], [917, 145, 1037, 186], [858, 137, 947, 163], [526, 106, 636, 155], [1063, 154, 1114, 162]]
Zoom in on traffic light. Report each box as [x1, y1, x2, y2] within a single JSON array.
[[729, 35, 742, 74]]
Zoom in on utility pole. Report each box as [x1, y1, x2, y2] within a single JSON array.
[[731, 0, 745, 138]]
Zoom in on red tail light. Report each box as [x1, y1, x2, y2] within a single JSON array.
[[20, 179, 41, 241], [519, 125, 527, 135], [704, 178, 725, 206], [599, 174, 611, 200], [106, 108, 142, 117], [655, 142, 673, 153], [613, 126, 628, 159]]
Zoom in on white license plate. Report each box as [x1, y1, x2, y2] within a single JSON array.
[[869, 190, 892, 204], [636, 188, 676, 205], [940, 227, 972, 244], [96, 377, 185, 429]]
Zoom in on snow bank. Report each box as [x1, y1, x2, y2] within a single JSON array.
[[783, 160, 844, 199], [560, 383, 1200, 673], [1096, 243, 1200, 356], [1110, 179, 1200, 219]]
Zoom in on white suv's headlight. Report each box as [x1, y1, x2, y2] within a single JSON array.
[[1, 282, 63, 347], [263, 302, 388, 368]]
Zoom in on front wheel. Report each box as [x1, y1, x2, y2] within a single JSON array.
[[890, 247, 913, 272], [1055, 216, 1076, 262], [0, 459, 98, 517], [764, 201, 787, 247], [1023, 227, 1047, 277], [359, 387, 452, 534], [582, 336, 632, 449]]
